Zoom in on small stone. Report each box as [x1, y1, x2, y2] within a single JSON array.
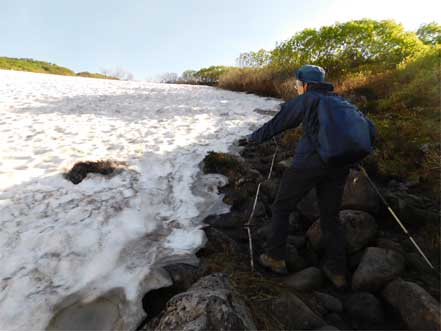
[[383, 279, 441, 331], [352, 247, 405, 291], [283, 267, 323, 291]]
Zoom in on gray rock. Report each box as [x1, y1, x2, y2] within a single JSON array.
[[375, 238, 405, 256], [297, 169, 382, 221], [163, 263, 203, 292], [314, 292, 343, 313], [341, 169, 381, 215], [352, 247, 405, 291], [383, 190, 439, 225], [307, 210, 378, 253], [144, 273, 256, 331], [345, 292, 385, 329], [270, 292, 326, 330], [283, 267, 323, 291], [383, 279, 441, 330]]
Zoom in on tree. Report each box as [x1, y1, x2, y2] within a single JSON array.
[[158, 72, 178, 83], [181, 70, 197, 82], [417, 22, 441, 45], [270, 19, 424, 78], [236, 49, 271, 68], [100, 66, 134, 80]]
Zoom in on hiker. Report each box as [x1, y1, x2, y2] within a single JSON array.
[[241, 65, 376, 288]]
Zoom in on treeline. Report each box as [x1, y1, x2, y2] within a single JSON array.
[[0, 57, 119, 80], [180, 19, 441, 200], [158, 66, 233, 85]]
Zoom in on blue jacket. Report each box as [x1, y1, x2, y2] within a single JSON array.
[[249, 83, 351, 170]]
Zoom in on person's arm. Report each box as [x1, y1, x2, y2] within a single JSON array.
[[249, 96, 306, 144]]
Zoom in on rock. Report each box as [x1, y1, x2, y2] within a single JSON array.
[[144, 273, 256, 331], [270, 292, 326, 330], [297, 169, 382, 221], [352, 247, 405, 291], [314, 292, 343, 313], [197, 227, 240, 257], [283, 267, 323, 291], [383, 279, 441, 330], [341, 169, 381, 215], [203, 212, 242, 229], [306, 210, 378, 253], [383, 190, 439, 225], [375, 238, 405, 256], [142, 264, 204, 319], [163, 263, 204, 292], [345, 292, 385, 329]]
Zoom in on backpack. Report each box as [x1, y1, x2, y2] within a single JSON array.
[[310, 94, 377, 167]]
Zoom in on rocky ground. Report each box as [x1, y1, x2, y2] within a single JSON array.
[[141, 130, 440, 331]]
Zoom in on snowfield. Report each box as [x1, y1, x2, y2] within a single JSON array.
[[0, 70, 280, 330]]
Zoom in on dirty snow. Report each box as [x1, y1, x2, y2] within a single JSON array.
[[0, 69, 280, 330]]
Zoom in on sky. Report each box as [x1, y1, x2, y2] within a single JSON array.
[[1, 0, 440, 80]]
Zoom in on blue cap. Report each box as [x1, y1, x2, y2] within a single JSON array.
[[295, 65, 326, 83]]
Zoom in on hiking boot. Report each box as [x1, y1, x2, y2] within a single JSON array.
[[257, 253, 288, 275], [322, 263, 348, 289]]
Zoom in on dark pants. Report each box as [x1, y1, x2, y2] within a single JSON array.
[[266, 166, 350, 272]]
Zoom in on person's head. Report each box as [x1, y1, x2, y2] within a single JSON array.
[[294, 64, 326, 95]]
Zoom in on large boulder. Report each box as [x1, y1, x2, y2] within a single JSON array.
[[282, 267, 323, 291], [383, 190, 439, 225], [341, 169, 381, 215], [270, 292, 326, 330], [383, 279, 441, 331], [352, 247, 405, 291], [344, 292, 385, 329], [297, 169, 382, 221], [306, 210, 378, 253], [144, 273, 256, 331]]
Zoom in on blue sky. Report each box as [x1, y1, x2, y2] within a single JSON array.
[[1, 0, 439, 80]]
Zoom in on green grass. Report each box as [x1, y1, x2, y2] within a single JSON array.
[[0, 57, 118, 80]]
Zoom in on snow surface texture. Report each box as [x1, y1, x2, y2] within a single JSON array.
[[0, 70, 280, 330]]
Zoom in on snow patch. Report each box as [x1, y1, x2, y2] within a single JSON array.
[[0, 69, 281, 330]]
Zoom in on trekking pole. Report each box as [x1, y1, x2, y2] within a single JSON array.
[[359, 165, 438, 273], [243, 137, 279, 272]]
